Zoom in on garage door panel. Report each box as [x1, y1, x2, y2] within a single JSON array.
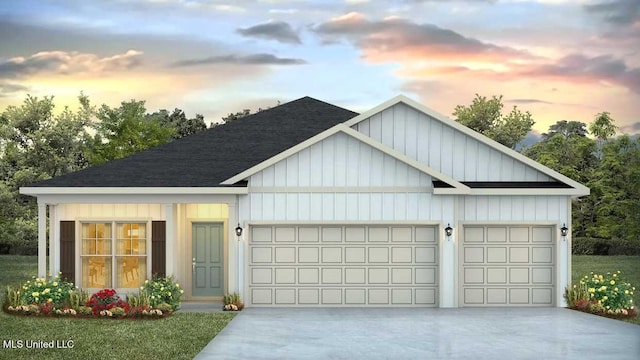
[[461, 225, 555, 307], [249, 224, 439, 307]]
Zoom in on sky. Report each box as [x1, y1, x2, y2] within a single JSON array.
[[0, 0, 639, 135]]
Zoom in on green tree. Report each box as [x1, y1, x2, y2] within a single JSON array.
[[589, 112, 617, 143], [89, 100, 176, 165], [0, 94, 93, 253], [453, 94, 535, 149], [542, 120, 588, 140], [146, 108, 207, 139]]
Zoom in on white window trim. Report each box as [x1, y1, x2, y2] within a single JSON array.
[[79, 220, 152, 292]]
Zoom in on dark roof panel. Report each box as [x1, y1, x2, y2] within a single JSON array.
[[31, 97, 358, 187]]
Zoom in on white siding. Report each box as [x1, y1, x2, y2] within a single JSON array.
[[57, 203, 165, 220], [459, 196, 569, 222], [354, 103, 553, 182], [249, 132, 432, 188], [245, 193, 456, 222]]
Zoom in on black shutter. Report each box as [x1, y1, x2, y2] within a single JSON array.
[[59, 221, 75, 284], [151, 221, 166, 277]]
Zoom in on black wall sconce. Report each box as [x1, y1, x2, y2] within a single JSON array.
[[560, 223, 569, 238], [445, 223, 453, 238], [235, 223, 243, 238]]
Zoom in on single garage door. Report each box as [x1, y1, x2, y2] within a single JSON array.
[[248, 225, 438, 306], [460, 225, 555, 306]]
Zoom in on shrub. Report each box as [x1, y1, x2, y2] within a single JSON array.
[[223, 292, 244, 311], [155, 302, 173, 313], [19, 274, 75, 307], [140, 276, 183, 310], [582, 271, 635, 311], [127, 293, 141, 307], [587, 302, 605, 314], [564, 285, 589, 308], [4, 286, 23, 308], [110, 307, 126, 317], [572, 238, 640, 256], [77, 306, 93, 316], [86, 289, 130, 315]]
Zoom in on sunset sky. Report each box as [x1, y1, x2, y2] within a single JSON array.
[[1, 0, 638, 136]]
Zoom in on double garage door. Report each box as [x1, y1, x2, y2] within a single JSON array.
[[248, 225, 439, 306], [247, 224, 556, 307]]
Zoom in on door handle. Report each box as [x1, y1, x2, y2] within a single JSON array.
[[192, 258, 196, 272]]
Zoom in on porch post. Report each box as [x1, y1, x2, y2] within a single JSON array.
[[165, 203, 175, 277], [37, 202, 47, 278], [48, 204, 58, 277], [228, 202, 238, 294]]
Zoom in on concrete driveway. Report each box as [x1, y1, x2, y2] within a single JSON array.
[[196, 308, 640, 360]]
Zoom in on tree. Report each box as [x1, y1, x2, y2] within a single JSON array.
[[220, 109, 251, 125], [589, 112, 617, 143], [542, 120, 587, 140], [453, 94, 535, 149], [89, 100, 176, 165], [0, 94, 94, 253], [146, 108, 207, 139]]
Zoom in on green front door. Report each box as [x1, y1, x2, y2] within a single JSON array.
[[192, 223, 224, 297]]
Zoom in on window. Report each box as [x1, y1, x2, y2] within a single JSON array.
[[81, 222, 147, 289]]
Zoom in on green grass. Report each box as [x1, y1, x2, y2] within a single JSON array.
[[0, 255, 235, 359], [572, 255, 640, 325]]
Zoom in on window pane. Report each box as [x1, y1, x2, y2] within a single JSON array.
[[116, 223, 146, 255], [133, 239, 146, 255], [117, 257, 146, 288], [82, 257, 112, 288]]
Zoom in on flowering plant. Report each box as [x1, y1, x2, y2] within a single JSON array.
[[86, 289, 130, 315], [140, 276, 183, 310], [19, 274, 75, 308], [581, 271, 635, 312]]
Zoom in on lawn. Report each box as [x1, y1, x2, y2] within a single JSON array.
[[0, 255, 235, 360], [572, 255, 640, 326]]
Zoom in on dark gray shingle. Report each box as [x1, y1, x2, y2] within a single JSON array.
[[30, 96, 358, 187]]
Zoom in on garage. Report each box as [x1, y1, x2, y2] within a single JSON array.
[[247, 224, 439, 306], [459, 225, 556, 306]]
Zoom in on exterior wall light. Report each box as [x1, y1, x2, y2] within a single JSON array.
[[235, 223, 243, 238], [445, 224, 453, 238], [560, 224, 569, 238]]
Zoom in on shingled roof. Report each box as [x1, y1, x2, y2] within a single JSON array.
[[30, 96, 358, 187]]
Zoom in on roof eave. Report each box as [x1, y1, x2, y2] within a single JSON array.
[[19, 187, 248, 196]]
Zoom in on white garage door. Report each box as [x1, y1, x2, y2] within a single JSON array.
[[460, 225, 555, 307], [248, 225, 439, 306]]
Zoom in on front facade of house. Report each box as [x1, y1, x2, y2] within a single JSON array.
[[21, 95, 589, 308]]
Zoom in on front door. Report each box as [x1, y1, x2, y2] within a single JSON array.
[[192, 223, 224, 297]]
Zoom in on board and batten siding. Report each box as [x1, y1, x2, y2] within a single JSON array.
[[460, 196, 569, 222], [56, 203, 166, 220], [250, 132, 432, 188], [353, 103, 553, 182]]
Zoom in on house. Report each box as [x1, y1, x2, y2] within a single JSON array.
[[20, 95, 589, 307]]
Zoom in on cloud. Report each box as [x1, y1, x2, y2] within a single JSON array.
[[0, 82, 29, 97], [508, 98, 554, 105], [237, 21, 302, 44], [584, 0, 640, 25], [517, 54, 640, 94], [169, 53, 307, 67], [312, 12, 536, 63], [0, 50, 143, 79], [619, 121, 640, 134]]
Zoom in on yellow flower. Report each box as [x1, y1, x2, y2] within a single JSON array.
[[573, 285, 576, 288], [176, 283, 180, 288], [590, 294, 594, 298], [145, 280, 149, 284], [610, 280, 615, 285], [53, 282, 58, 287], [180, 289, 184, 294], [599, 275, 604, 280], [140, 286, 144, 290], [625, 290, 630, 294], [588, 288, 595, 293], [47, 298, 52, 303], [32, 292, 39, 297], [603, 296, 608, 301], [613, 274, 617, 278], [161, 287, 164, 291], [614, 288, 618, 292], [43, 288, 50, 294], [168, 292, 172, 296]]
